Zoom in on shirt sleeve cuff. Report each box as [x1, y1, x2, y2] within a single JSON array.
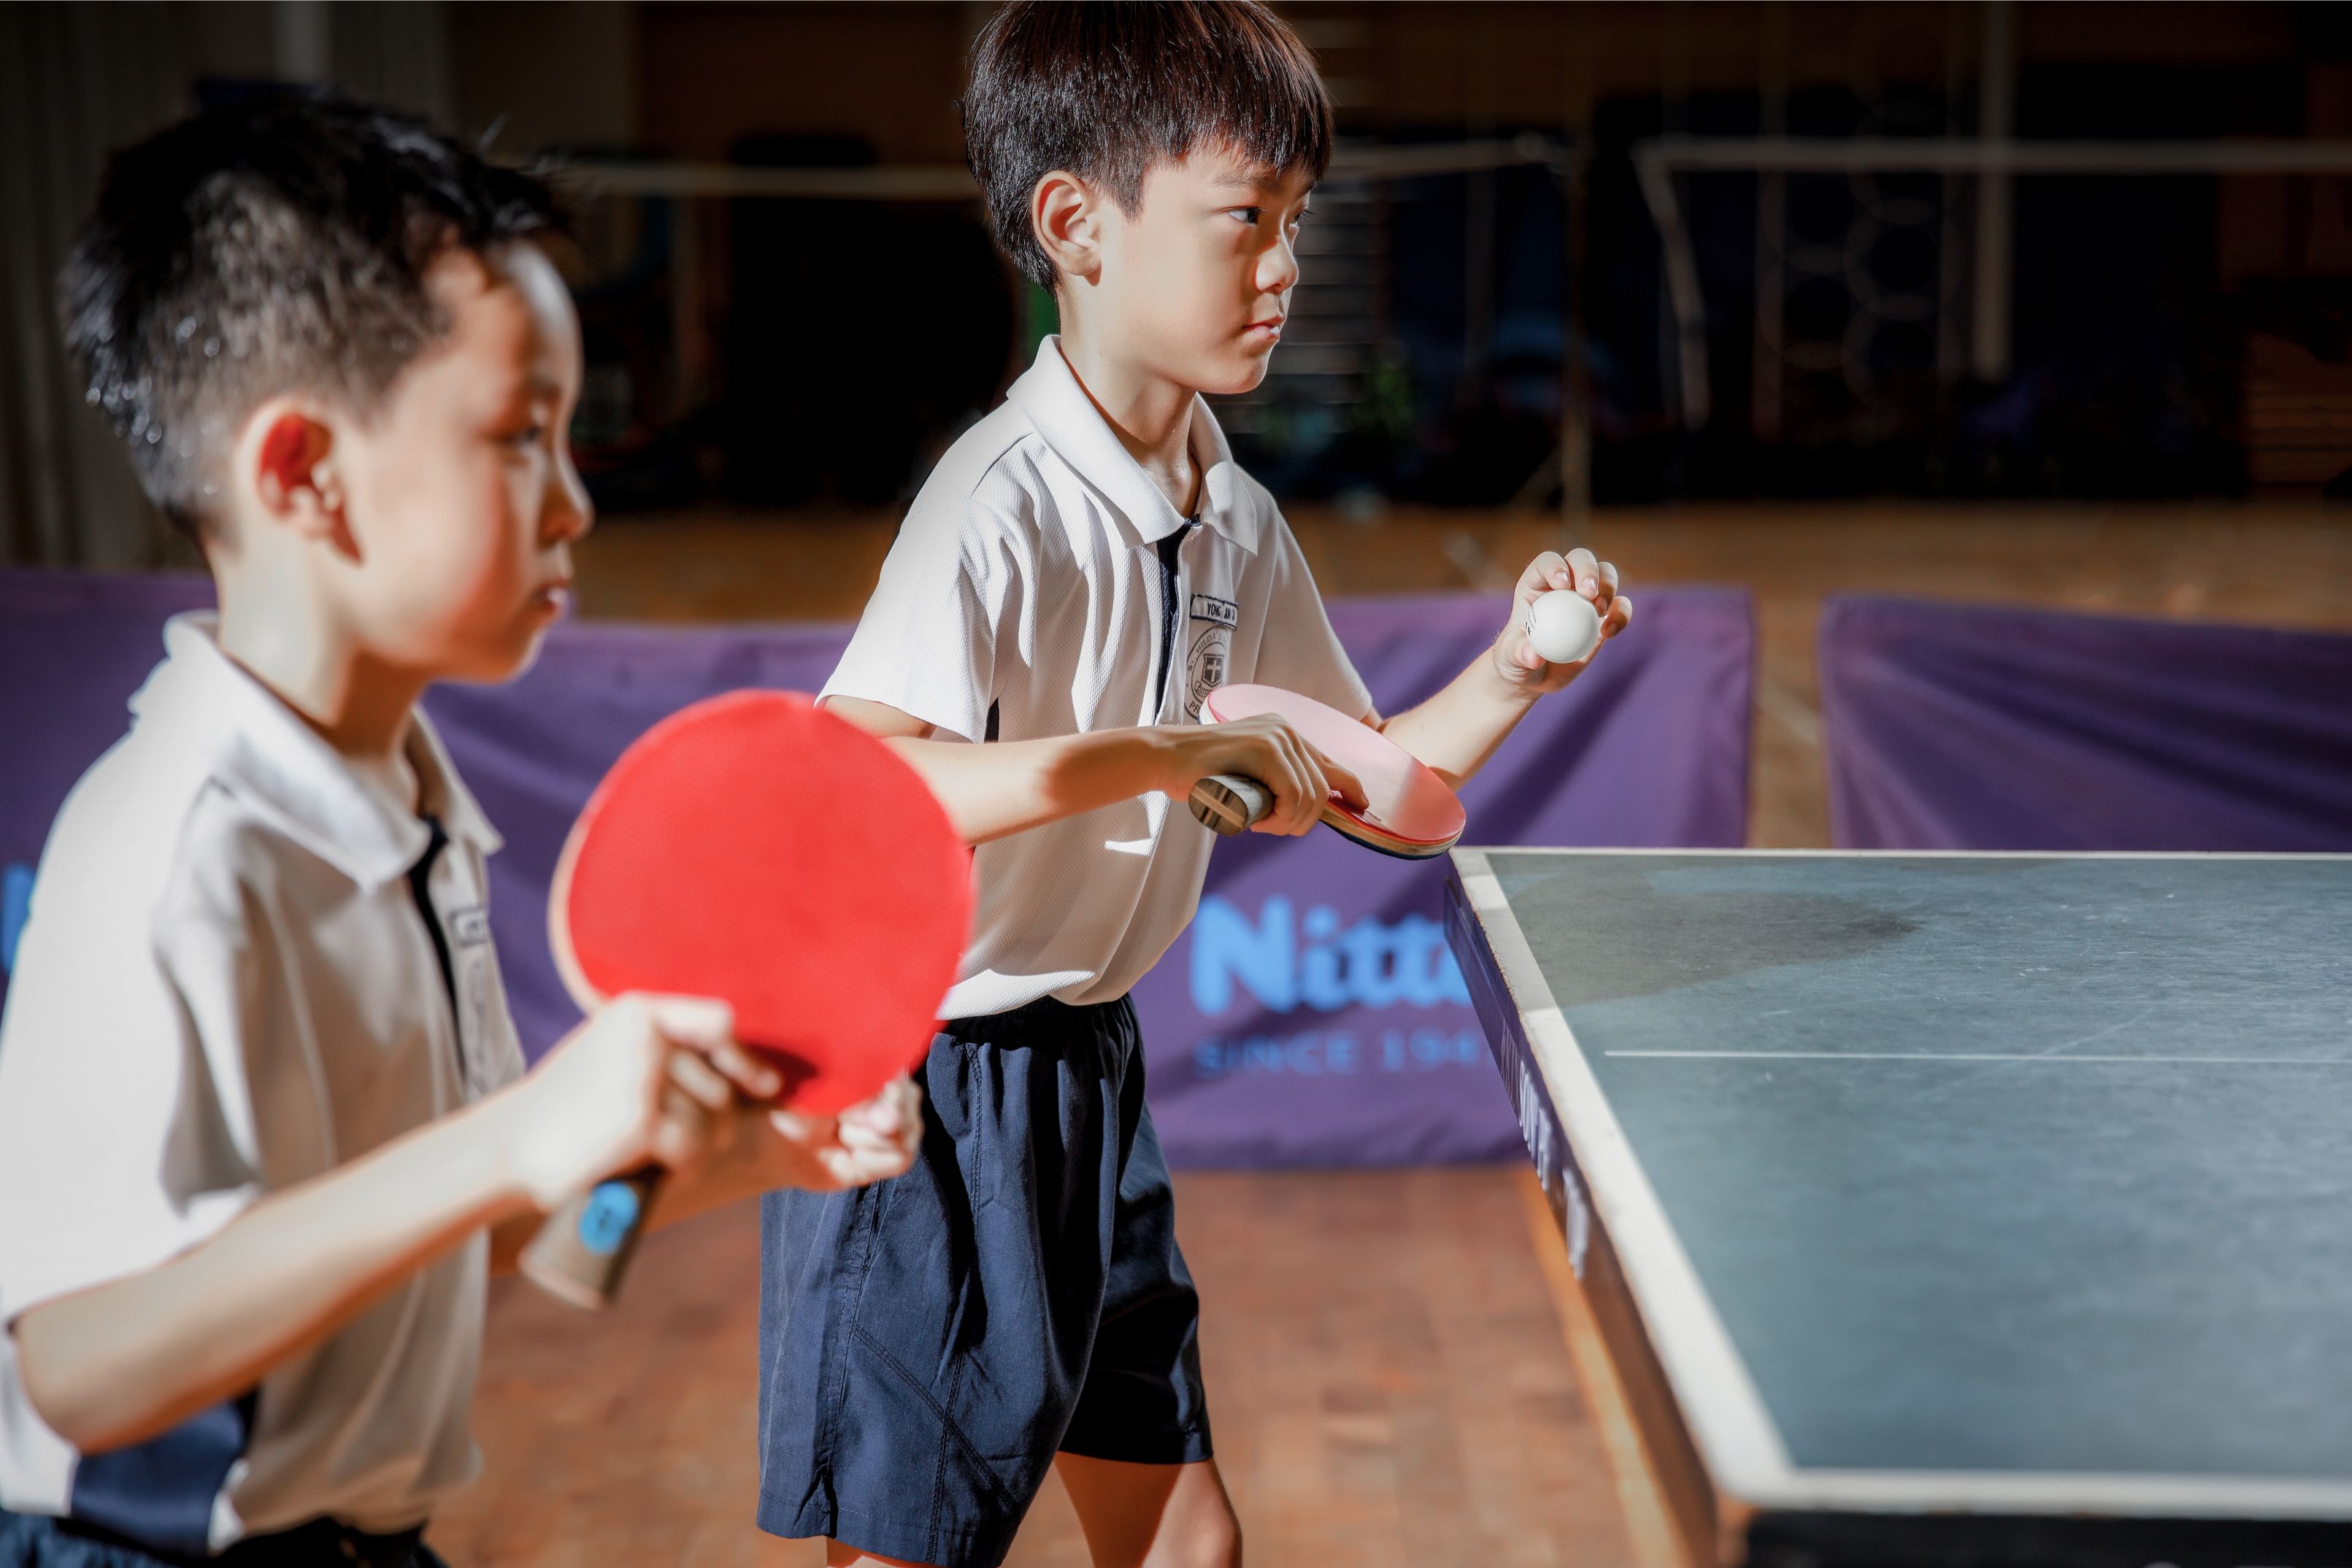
[[816, 680, 989, 747]]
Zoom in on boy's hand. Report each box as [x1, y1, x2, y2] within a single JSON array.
[[736, 1075, 925, 1195], [1167, 714, 1367, 837], [501, 994, 778, 1209], [1494, 547, 1632, 696]]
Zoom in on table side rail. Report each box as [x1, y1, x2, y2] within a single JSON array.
[[1446, 869, 1739, 1568]]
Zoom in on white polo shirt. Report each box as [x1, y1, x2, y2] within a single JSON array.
[[0, 615, 526, 1548], [823, 337, 1371, 1017]]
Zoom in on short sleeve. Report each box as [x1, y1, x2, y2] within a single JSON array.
[[0, 797, 260, 1326], [1249, 509, 1373, 720], [821, 496, 1031, 745]]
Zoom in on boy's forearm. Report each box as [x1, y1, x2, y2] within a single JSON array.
[[1375, 649, 1539, 790], [885, 729, 1179, 844], [13, 1091, 537, 1455]]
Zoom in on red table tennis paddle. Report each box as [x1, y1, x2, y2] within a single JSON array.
[[518, 690, 972, 1309], [1186, 684, 1466, 859]]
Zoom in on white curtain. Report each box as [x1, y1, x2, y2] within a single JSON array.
[[0, 1, 452, 569]]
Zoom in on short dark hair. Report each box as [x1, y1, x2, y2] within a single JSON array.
[[60, 93, 562, 538], [962, 0, 1333, 291]]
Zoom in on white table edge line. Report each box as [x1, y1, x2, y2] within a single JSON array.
[[1747, 1467, 2352, 1518], [1456, 859, 1796, 1494], [1453, 846, 2352, 864], [1603, 1051, 2352, 1065]]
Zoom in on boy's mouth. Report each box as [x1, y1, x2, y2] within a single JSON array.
[[1244, 315, 1285, 344], [531, 580, 574, 617]]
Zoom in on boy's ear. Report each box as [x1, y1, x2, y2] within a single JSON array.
[[246, 401, 354, 553], [1031, 169, 1102, 286]]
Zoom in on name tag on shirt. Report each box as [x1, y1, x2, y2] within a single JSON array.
[[1189, 594, 1239, 629], [450, 907, 492, 947]]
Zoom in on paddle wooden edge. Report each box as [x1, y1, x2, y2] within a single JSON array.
[[545, 809, 595, 1018]]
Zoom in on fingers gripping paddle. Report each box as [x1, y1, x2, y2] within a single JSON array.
[[518, 691, 972, 1308], [1185, 684, 1466, 860]]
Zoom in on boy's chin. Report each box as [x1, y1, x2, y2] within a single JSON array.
[[446, 621, 551, 685], [1191, 351, 1274, 399]]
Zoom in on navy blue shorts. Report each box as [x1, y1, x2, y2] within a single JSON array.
[[756, 995, 1210, 1567], [0, 1511, 445, 1567]]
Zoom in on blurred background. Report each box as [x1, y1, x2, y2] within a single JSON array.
[[11, 1, 2352, 548], [1, 5, 2349, 1565], [7, 0, 2352, 846]]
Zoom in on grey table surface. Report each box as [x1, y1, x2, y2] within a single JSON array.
[[1458, 850, 2352, 1493]]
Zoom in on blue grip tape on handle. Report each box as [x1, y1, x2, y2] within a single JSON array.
[[576, 1179, 642, 1256]]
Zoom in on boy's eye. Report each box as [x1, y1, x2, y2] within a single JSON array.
[[506, 424, 545, 448], [1230, 207, 1263, 226]]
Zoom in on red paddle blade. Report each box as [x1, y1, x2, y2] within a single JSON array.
[[557, 690, 972, 1115]]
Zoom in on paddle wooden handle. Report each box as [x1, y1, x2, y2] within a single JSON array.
[[520, 1167, 663, 1309], [520, 1052, 718, 1310], [1190, 774, 1273, 835]]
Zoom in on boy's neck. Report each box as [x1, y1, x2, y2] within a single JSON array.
[[214, 577, 424, 762], [1056, 326, 1201, 518]]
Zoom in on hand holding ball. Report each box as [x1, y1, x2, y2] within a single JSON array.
[[1526, 590, 1602, 666]]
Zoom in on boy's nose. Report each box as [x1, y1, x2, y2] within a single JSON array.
[[1257, 236, 1301, 297], [547, 455, 593, 543]]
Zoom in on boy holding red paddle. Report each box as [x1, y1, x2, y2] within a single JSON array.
[[0, 99, 918, 1567], [766, 5, 1631, 1565]]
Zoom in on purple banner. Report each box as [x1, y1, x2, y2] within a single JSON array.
[[1821, 594, 2352, 852], [1, 570, 1753, 1167]]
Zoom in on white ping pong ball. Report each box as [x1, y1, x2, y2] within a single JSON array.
[[1526, 590, 1602, 665]]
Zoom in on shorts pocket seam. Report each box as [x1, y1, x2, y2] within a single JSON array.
[[848, 1317, 1023, 1517], [816, 1183, 890, 1490]]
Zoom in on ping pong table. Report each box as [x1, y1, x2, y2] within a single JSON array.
[[1445, 849, 2352, 1568]]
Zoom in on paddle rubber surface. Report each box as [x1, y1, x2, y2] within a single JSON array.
[[556, 689, 971, 1116], [1201, 683, 1465, 855]]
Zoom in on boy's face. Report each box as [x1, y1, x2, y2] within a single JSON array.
[[328, 239, 589, 683], [1085, 146, 1314, 397]]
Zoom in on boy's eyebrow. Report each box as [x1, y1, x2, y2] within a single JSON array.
[[1204, 163, 1295, 196], [1208, 180, 1315, 206]]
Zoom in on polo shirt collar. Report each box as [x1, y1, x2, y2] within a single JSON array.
[[134, 615, 502, 893], [1009, 336, 1262, 555]]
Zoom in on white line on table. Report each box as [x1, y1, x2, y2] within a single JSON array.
[[1605, 1051, 2352, 1064]]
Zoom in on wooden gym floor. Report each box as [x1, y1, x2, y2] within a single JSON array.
[[437, 1169, 1630, 1568], [434, 501, 2351, 1567]]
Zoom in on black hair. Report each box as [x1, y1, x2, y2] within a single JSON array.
[[961, 0, 1333, 291], [59, 92, 562, 538]]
